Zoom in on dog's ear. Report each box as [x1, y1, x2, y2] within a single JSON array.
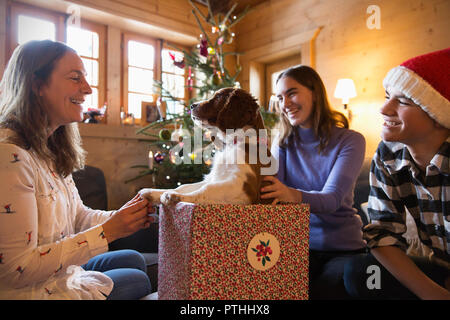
[[216, 89, 259, 131]]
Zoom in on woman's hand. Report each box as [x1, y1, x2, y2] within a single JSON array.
[[101, 194, 155, 243], [260, 176, 302, 205]]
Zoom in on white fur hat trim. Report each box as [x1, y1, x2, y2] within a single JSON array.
[[383, 66, 450, 129]]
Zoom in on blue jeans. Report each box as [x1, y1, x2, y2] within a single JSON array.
[[309, 249, 367, 300], [82, 249, 151, 300]]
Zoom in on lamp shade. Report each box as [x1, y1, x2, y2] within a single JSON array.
[[334, 79, 357, 104]]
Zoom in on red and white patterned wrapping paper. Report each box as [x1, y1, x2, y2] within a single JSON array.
[[158, 202, 310, 300]]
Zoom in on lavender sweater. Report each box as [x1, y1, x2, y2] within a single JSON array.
[[274, 126, 366, 251]]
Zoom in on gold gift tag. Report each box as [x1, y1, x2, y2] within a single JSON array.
[[247, 232, 280, 271]]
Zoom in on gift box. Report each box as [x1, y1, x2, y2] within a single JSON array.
[[158, 203, 309, 300]]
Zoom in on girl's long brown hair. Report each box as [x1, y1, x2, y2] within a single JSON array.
[[0, 40, 85, 177], [274, 65, 348, 153]]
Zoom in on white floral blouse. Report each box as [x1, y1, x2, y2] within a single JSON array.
[[0, 129, 114, 299]]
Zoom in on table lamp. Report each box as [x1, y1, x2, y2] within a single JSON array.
[[334, 78, 357, 110]]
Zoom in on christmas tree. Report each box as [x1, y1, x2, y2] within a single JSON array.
[[127, 0, 278, 187]]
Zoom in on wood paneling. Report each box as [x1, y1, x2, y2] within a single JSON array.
[[106, 26, 122, 125], [193, 0, 269, 15], [79, 124, 156, 209], [69, 0, 198, 41], [13, 0, 199, 45]]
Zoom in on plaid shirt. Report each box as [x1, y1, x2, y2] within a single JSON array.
[[363, 139, 450, 270]]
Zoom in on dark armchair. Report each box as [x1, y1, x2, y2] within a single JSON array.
[[73, 165, 159, 292]]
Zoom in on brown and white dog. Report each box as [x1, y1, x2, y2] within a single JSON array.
[[139, 87, 274, 206]]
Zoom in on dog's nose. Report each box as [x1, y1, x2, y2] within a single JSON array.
[[190, 103, 198, 110]]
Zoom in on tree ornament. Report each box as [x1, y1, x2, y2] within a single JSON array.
[[199, 39, 208, 57], [154, 151, 165, 164], [174, 58, 185, 69], [159, 129, 171, 141], [222, 29, 233, 44], [169, 51, 185, 69], [187, 77, 194, 90], [212, 70, 222, 86], [212, 72, 220, 86]]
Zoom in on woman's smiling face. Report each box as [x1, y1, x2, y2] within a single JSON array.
[[38, 50, 92, 133], [276, 76, 314, 128]]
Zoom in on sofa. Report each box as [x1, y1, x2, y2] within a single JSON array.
[[73, 166, 159, 293], [353, 158, 372, 226]]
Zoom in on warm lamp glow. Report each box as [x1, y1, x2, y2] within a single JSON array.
[[334, 79, 357, 107]]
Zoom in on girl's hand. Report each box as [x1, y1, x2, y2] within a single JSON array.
[[260, 176, 302, 205], [101, 194, 154, 243]]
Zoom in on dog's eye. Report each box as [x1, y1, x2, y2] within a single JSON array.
[[208, 117, 217, 123]]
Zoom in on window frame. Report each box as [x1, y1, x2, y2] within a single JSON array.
[[6, 2, 65, 59], [122, 33, 159, 122], [122, 34, 193, 122], [4, 3, 192, 125], [6, 2, 106, 111], [161, 42, 191, 117], [67, 19, 107, 110]]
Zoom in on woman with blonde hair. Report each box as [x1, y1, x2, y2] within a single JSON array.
[[0, 40, 153, 299], [261, 65, 366, 299]]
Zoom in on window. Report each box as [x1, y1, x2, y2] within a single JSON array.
[[66, 20, 106, 111], [161, 48, 186, 117], [5, 3, 190, 125], [17, 15, 56, 44], [7, 3, 106, 112], [123, 36, 190, 121], [123, 35, 156, 119], [7, 2, 65, 58]]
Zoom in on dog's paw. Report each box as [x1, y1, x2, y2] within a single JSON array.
[[139, 188, 155, 202], [160, 191, 181, 206]]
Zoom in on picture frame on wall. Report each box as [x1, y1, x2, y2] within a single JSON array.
[[141, 101, 161, 125]]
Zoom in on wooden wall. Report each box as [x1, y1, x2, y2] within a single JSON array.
[[235, 0, 450, 158], [78, 124, 156, 209]]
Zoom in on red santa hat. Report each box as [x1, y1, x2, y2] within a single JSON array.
[[383, 47, 450, 129]]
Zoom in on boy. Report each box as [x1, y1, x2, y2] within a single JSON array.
[[345, 48, 450, 300]]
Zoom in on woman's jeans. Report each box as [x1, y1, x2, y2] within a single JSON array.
[[82, 249, 151, 300]]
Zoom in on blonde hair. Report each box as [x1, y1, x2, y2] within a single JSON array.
[[0, 40, 85, 177], [274, 65, 348, 153]]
